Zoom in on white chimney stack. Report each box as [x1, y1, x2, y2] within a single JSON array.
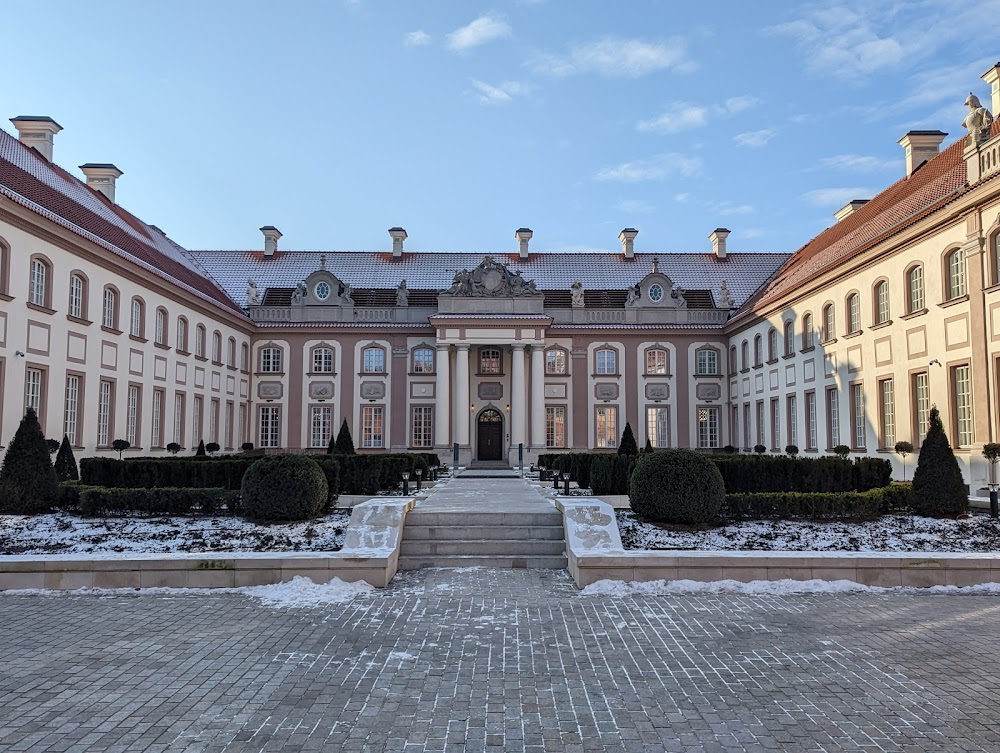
[[898, 130, 946, 176], [80, 163, 123, 204], [260, 226, 282, 257], [709, 228, 730, 260], [618, 228, 638, 259], [833, 199, 869, 223], [389, 227, 407, 258], [515, 228, 533, 259], [9, 116, 62, 161], [983, 62, 1000, 116]]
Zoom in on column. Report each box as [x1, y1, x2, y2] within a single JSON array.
[[455, 344, 471, 446], [511, 344, 526, 448], [530, 345, 546, 448], [435, 344, 450, 447]]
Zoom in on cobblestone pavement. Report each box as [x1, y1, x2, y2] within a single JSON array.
[[3, 569, 1000, 752]]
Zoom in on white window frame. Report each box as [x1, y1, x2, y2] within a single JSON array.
[[698, 407, 719, 449], [696, 349, 718, 375], [595, 406, 618, 448], [645, 349, 668, 375], [64, 375, 79, 445], [103, 288, 117, 329], [545, 406, 566, 448], [827, 388, 840, 448], [947, 249, 966, 300], [908, 265, 925, 313], [69, 274, 84, 319], [362, 406, 385, 448], [125, 385, 140, 446], [259, 406, 280, 448], [312, 347, 334, 374], [806, 392, 817, 450], [260, 347, 283, 373], [98, 381, 112, 447], [545, 349, 566, 375], [411, 405, 434, 448], [852, 384, 866, 449], [913, 372, 930, 443], [130, 299, 143, 338], [646, 406, 670, 448], [879, 379, 895, 449], [29, 259, 46, 307], [25, 368, 42, 414], [875, 282, 890, 324], [847, 293, 860, 334], [595, 349, 617, 375], [155, 309, 166, 346], [362, 347, 385, 374], [310, 406, 332, 448], [953, 365, 972, 447], [411, 348, 435, 374], [151, 389, 163, 448]]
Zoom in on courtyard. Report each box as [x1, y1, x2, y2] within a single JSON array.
[[3, 568, 1000, 752]]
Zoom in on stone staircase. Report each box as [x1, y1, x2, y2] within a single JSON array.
[[398, 507, 567, 570]]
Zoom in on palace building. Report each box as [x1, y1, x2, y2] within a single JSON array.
[[2, 63, 1000, 487]]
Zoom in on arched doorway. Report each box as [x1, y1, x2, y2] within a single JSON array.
[[477, 408, 504, 461]]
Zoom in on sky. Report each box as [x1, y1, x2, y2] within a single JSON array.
[[2, 0, 998, 255]]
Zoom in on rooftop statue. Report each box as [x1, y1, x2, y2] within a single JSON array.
[[291, 281, 307, 305], [571, 280, 585, 308], [625, 285, 641, 307], [964, 92, 994, 146], [717, 280, 735, 309], [246, 279, 260, 307], [396, 279, 409, 307], [440, 256, 542, 297]]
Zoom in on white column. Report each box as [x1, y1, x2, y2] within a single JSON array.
[[530, 345, 546, 448], [511, 344, 526, 448], [435, 344, 450, 447], [455, 345, 471, 446]]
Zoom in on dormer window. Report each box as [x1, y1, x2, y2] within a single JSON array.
[[648, 283, 664, 302], [315, 281, 331, 301]]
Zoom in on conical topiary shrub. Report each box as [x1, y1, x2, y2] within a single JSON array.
[[195, 440, 207, 457], [618, 422, 639, 456], [911, 406, 968, 517], [54, 434, 79, 482], [0, 408, 58, 513], [334, 419, 356, 455]]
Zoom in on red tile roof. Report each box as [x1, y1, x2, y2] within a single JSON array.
[[0, 128, 246, 319]]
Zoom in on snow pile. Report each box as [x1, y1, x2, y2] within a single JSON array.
[[581, 578, 1000, 596], [238, 576, 373, 608]]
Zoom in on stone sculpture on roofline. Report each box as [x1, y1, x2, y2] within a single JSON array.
[[291, 281, 307, 305], [396, 279, 409, 307], [571, 280, 585, 308], [440, 256, 542, 297], [964, 92, 994, 146], [717, 280, 735, 309], [246, 279, 260, 307]]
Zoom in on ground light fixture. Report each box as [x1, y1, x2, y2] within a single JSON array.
[[415, 467, 423, 491], [553, 470, 561, 490], [563, 472, 571, 496], [401, 471, 410, 496]]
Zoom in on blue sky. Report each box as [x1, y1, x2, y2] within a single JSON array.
[[3, 0, 998, 255]]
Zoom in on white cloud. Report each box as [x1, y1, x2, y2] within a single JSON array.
[[616, 199, 655, 214], [733, 129, 776, 148], [803, 187, 873, 207], [447, 13, 511, 52], [742, 228, 765, 239], [595, 154, 702, 182], [710, 201, 755, 216], [530, 37, 690, 78], [404, 30, 431, 47], [638, 97, 760, 135], [469, 79, 527, 105], [674, 192, 689, 203], [818, 154, 899, 172]]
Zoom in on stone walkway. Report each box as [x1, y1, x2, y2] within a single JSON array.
[[3, 569, 1000, 751]]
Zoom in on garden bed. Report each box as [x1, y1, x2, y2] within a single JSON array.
[[0, 510, 351, 555], [616, 510, 1000, 553]]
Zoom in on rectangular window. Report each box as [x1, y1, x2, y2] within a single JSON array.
[[953, 365, 972, 447], [826, 388, 840, 448], [412, 406, 434, 448], [312, 348, 334, 373], [742, 403, 751, 449], [103, 289, 116, 329], [130, 300, 142, 338], [24, 368, 43, 414], [646, 407, 670, 448], [480, 348, 502, 374], [645, 349, 668, 375], [69, 276, 84, 319], [29, 260, 46, 306], [310, 406, 332, 448], [210, 398, 219, 444], [770, 398, 780, 450], [806, 391, 817, 450], [98, 381, 112, 446], [756, 401, 765, 448], [595, 349, 617, 375], [698, 407, 719, 449], [851, 383, 866, 449], [545, 350, 566, 375], [64, 375, 80, 445], [155, 311, 165, 346], [193, 396, 203, 445], [879, 379, 895, 449], [362, 406, 384, 448], [595, 406, 618, 448], [909, 266, 924, 312], [239, 403, 247, 446], [151, 389, 163, 448], [225, 402, 234, 449], [412, 348, 435, 374], [913, 372, 930, 443], [696, 349, 718, 375], [787, 395, 798, 448], [731, 405, 739, 447], [125, 385, 140, 446], [546, 406, 566, 448], [259, 406, 280, 448], [173, 393, 185, 446], [260, 347, 282, 373], [363, 348, 385, 374], [949, 251, 966, 299]]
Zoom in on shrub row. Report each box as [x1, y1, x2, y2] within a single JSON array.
[[58, 483, 240, 516], [722, 483, 914, 522], [80, 457, 255, 490], [336, 454, 431, 495], [589, 455, 635, 495]]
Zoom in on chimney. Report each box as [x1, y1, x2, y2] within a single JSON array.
[[9, 116, 62, 161], [709, 228, 730, 260], [515, 228, 533, 259], [618, 228, 638, 259], [79, 163, 123, 203], [983, 62, 1000, 117], [898, 130, 946, 176], [260, 226, 282, 257], [833, 199, 869, 222], [389, 227, 407, 258]]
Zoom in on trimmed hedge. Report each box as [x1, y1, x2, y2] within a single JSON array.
[[589, 455, 635, 495], [630, 450, 726, 525], [80, 457, 255, 490], [337, 453, 431, 495], [241, 455, 328, 522], [724, 483, 913, 522], [59, 484, 240, 516]]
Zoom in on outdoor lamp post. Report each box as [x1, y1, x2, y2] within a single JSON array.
[[539, 464, 547, 482], [984, 444, 1000, 519], [563, 471, 571, 496], [990, 483, 999, 519], [402, 471, 410, 496], [415, 467, 423, 491], [553, 470, 561, 490]]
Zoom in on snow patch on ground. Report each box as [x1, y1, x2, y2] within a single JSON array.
[[581, 578, 1000, 597], [617, 510, 1000, 553], [0, 511, 352, 555]]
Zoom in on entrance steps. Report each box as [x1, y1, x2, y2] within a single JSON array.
[[398, 509, 567, 570]]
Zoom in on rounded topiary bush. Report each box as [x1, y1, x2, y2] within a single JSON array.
[[240, 454, 328, 522], [629, 449, 726, 525]]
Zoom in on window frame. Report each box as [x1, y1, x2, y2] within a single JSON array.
[[176, 316, 188, 353], [801, 313, 814, 350], [912, 371, 930, 445], [101, 286, 119, 331], [479, 347, 503, 375], [906, 264, 925, 314], [767, 328, 778, 361], [545, 405, 567, 448], [873, 279, 890, 325], [410, 345, 436, 375], [783, 320, 794, 357], [697, 406, 720, 449], [0, 235, 10, 297], [310, 405, 333, 448], [361, 345, 386, 375], [952, 363, 972, 447], [154, 307, 168, 346], [211, 330, 223, 365], [753, 335, 762, 367], [411, 405, 434, 448], [361, 405, 385, 448], [259, 405, 281, 449], [695, 347, 719, 376], [822, 303, 836, 343], [545, 348, 568, 375], [28, 255, 52, 309], [644, 347, 669, 376], [646, 405, 671, 449], [129, 297, 145, 339], [259, 346, 284, 374], [594, 347, 618, 376], [195, 324, 207, 358], [944, 247, 966, 301], [878, 378, 895, 450], [68, 271, 88, 321], [311, 345, 335, 374], [846, 292, 861, 335], [595, 405, 618, 448]]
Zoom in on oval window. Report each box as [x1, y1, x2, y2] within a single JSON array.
[[315, 281, 331, 300], [648, 284, 664, 302]]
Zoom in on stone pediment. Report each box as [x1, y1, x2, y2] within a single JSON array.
[[441, 256, 543, 298], [627, 270, 687, 310], [294, 258, 354, 307]]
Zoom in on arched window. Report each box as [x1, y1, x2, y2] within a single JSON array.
[[822, 303, 836, 341], [155, 308, 168, 346], [212, 331, 222, 363], [753, 335, 762, 367], [545, 348, 567, 374], [729, 345, 737, 374], [28, 257, 50, 307], [595, 348, 617, 374], [362, 346, 385, 373], [646, 348, 668, 375], [102, 287, 118, 329], [480, 347, 502, 374], [411, 346, 435, 373], [240, 342, 249, 371], [227, 336, 236, 367], [846, 293, 860, 334], [260, 346, 283, 373], [68, 272, 87, 319], [176, 316, 188, 352], [783, 320, 794, 356], [767, 328, 778, 361], [740, 340, 749, 370], [311, 346, 334, 373], [130, 297, 145, 338], [195, 325, 206, 357], [945, 248, 966, 300], [874, 281, 890, 324], [907, 265, 925, 313], [802, 313, 814, 349], [696, 348, 718, 375], [991, 232, 1000, 286], [0, 235, 9, 295]]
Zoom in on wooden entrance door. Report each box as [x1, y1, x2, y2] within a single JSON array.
[[477, 409, 504, 461]]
